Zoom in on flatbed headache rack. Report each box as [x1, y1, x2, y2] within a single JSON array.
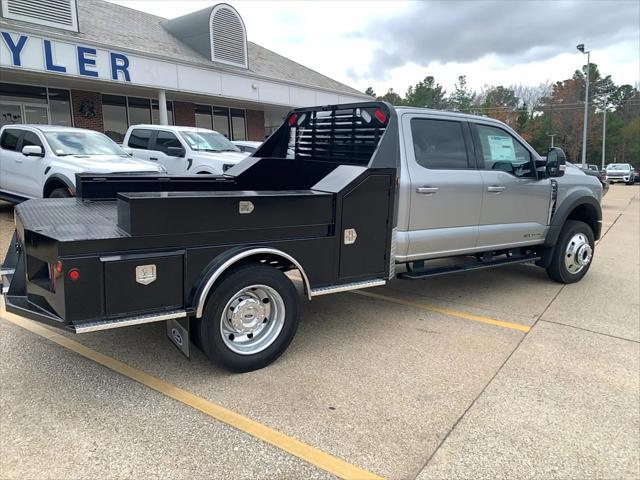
[[2, 101, 400, 342]]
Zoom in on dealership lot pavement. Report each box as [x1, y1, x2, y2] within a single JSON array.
[[1, 185, 638, 479]]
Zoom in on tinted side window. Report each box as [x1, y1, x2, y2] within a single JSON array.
[[128, 129, 152, 149], [22, 131, 43, 148], [475, 124, 533, 177], [0, 129, 22, 151], [155, 131, 181, 154], [410, 119, 469, 169]]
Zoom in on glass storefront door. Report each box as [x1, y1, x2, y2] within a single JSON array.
[[0, 103, 23, 127], [23, 104, 50, 124]]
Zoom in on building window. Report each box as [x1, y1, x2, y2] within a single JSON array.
[[213, 107, 231, 138], [151, 100, 174, 125], [128, 97, 151, 126], [102, 94, 128, 143], [194, 104, 244, 140], [0, 83, 71, 127], [231, 108, 246, 141], [48, 89, 72, 126], [195, 104, 213, 130]]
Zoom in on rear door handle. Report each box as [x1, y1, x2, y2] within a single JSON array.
[[487, 186, 505, 193], [416, 186, 439, 195], [149, 157, 158, 161]]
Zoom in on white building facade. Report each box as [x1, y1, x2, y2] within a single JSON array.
[[0, 0, 368, 141]]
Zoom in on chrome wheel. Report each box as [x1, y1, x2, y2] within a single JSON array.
[[220, 284, 285, 355], [564, 233, 592, 274]]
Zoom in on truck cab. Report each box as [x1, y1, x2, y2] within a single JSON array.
[[122, 125, 250, 175], [393, 108, 602, 263]]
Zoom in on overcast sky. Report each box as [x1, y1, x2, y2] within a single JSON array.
[[108, 0, 639, 95]]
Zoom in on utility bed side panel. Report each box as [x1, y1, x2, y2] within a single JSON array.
[[117, 190, 334, 236]]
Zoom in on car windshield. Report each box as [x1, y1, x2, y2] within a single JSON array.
[[180, 130, 240, 153], [45, 131, 128, 156], [606, 164, 630, 171]]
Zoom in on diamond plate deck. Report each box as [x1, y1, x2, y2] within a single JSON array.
[[16, 199, 129, 242]]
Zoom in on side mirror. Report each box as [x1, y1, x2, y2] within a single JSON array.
[[546, 147, 566, 178], [166, 146, 186, 157], [22, 145, 44, 157]]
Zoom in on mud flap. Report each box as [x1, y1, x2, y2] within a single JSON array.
[[166, 317, 190, 359]]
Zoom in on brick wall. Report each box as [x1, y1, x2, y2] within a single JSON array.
[[71, 90, 103, 132], [174, 101, 196, 127], [246, 109, 265, 141]]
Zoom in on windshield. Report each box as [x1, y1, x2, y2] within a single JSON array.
[[606, 164, 630, 171], [45, 131, 128, 156], [180, 130, 240, 153]]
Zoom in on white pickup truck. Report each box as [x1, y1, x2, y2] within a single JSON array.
[[123, 125, 249, 175], [0, 125, 164, 202]]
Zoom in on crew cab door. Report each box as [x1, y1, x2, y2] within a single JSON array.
[[471, 122, 551, 249], [17, 130, 46, 197], [402, 114, 483, 259], [0, 128, 43, 198], [126, 128, 154, 163], [151, 130, 187, 174], [0, 127, 24, 195]]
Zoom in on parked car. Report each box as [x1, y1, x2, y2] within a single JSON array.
[[123, 125, 249, 175], [233, 140, 262, 154], [605, 163, 636, 185], [574, 163, 609, 196], [0, 125, 165, 202], [3, 101, 603, 372], [635, 167, 640, 183]]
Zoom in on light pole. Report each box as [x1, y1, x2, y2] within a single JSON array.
[[601, 103, 607, 170], [577, 44, 590, 168]]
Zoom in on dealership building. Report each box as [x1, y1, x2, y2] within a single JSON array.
[[0, 0, 368, 142]]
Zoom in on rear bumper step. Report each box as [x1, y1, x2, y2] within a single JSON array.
[[72, 310, 188, 334], [398, 255, 540, 280]]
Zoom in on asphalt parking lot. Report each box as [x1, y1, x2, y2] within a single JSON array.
[[1, 185, 638, 480]]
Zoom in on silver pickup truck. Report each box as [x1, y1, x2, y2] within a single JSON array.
[[2, 102, 603, 372]]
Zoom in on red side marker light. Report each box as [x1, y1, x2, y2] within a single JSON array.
[[374, 108, 386, 123], [55, 260, 63, 273], [69, 269, 80, 281], [287, 113, 298, 126]]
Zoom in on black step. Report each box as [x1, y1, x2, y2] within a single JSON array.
[[397, 255, 540, 280]]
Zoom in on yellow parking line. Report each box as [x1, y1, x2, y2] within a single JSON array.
[[351, 290, 530, 333], [2, 312, 383, 480]]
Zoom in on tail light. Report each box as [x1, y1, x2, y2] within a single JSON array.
[[69, 269, 80, 281]]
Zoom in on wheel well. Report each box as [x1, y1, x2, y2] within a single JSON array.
[[566, 203, 599, 238], [194, 249, 311, 318], [43, 178, 71, 198]]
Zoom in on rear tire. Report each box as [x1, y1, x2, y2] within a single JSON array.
[[48, 187, 71, 198], [546, 220, 595, 284], [199, 264, 299, 372]]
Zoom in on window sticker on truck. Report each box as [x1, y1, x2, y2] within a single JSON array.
[[488, 135, 516, 161]]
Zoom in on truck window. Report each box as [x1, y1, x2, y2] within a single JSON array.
[[475, 124, 533, 178], [0, 129, 22, 151], [410, 119, 469, 169], [22, 131, 43, 149], [128, 129, 153, 150], [155, 131, 182, 154]]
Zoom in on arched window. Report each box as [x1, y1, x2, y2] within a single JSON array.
[[209, 4, 248, 68]]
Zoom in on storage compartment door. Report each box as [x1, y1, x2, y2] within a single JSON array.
[[338, 175, 392, 280], [103, 254, 183, 316]]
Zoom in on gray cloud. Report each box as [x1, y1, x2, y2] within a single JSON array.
[[350, 0, 639, 80]]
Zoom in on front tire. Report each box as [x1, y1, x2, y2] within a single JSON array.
[[48, 187, 71, 198], [546, 220, 595, 284], [199, 264, 299, 372]]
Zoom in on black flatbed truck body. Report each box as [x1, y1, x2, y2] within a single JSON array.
[[3, 102, 398, 346]]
